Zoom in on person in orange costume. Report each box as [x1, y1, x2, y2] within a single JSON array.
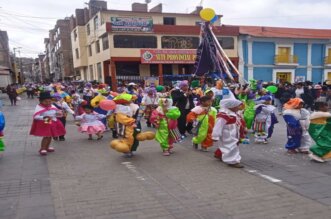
[[187, 96, 217, 151]]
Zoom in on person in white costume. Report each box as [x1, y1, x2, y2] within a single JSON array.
[[212, 99, 244, 168]]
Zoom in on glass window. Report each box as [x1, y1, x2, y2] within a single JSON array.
[[73, 30, 77, 41], [95, 40, 100, 53], [163, 17, 176, 25], [102, 35, 109, 50], [217, 37, 234, 49], [161, 36, 199, 49], [97, 62, 102, 82], [89, 65, 94, 80], [75, 48, 79, 59], [113, 35, 157, 48], [94, 16, 99, 30], [87, 24, 90, 35], [116, 62, 139, 76], [88, 44, 92, 56]]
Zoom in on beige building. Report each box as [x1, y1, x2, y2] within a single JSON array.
[[70, 1, 239, 90]]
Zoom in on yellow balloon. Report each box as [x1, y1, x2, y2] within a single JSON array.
[[200, 8, 216, 21]]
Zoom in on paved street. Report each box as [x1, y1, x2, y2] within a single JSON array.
[[1, 95, 331, 219]]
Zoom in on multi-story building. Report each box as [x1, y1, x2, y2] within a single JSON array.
[[0, 30, 14, 87], [48, 19, 74, 81], [70, 1, 240, 89], [43, 38, 51, 81], [238, 26, 331, 83]]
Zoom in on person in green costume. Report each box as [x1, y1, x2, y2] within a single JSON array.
[[187, 96, 217, 151], [308, 102, 331, 163], [237, 84, 256, 130], [150, 97, 181, 156]]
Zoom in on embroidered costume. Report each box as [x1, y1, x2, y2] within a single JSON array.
[[30, 104, 66, 137], [308, 111, 331, 162], [150, 98, 181, 155], [76, 113, 106, 134], [187, 105, 217, 149]]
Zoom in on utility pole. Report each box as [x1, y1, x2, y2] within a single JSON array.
[[13, 47, 21, 83], [17, 49, 23, 84]]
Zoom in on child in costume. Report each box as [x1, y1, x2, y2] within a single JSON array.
[[212, 99, 244, 168], [150, 97, 181, 156], [253, 95, 278, 144], [308, 102, 331, 162], [283, 98, 312, 154], [141, 87, 158, 127], [0, 110, 5, 157], [52, 93, 75, 141], [75, 105, 106, 140], [110, 94, 155, 158], [187, 96, 217, 152], [30, 92, 66, 156]]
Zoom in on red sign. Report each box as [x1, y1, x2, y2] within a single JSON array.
[[141, 49, 196, 64]]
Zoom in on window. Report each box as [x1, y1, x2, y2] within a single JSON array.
[[88, 44, 92, 56], [95, 40, 100, 53], [89, 65, 94, 80], [163, 17, 176, 25], [75, 48, 79, 59], [217, 37, 234, 49], [97, 62, 102, 81], [150, 64, 158, 76], [102, 35, 109, 50], [114, 35, 157, 48], [58, 40, 61, 49], [87, 24, 90, 35], [161, 36, 199, 49], [74, 30, 77, 41], [94, 16, 99, 30], [116, 62, 139, 76]]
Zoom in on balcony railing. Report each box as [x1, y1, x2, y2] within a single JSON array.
[[324, 56, 331, 65], [274, 55, 298, 64]]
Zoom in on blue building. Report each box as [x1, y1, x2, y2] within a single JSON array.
[[237, 26, 331, 83]]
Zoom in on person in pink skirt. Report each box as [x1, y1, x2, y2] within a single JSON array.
[[75, 105, 106, 140], [30, 92, 66, 156]]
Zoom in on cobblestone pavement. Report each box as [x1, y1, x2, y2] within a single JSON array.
[[0, 95, 55, 219], [1, 95, 331, 219]]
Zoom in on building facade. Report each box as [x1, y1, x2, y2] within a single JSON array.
[[238, 26, 331, 84], [0, 30, 14, 86], [48, 19, 74, 82], [70, 1, 239, 89]]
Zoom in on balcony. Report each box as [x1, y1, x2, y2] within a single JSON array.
[[274, 55, 298, 66], [324, 56, 331, 66]]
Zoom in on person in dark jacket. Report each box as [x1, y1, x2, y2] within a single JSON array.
[[171, 80, 194, 137], [6, 84, 18, 106]]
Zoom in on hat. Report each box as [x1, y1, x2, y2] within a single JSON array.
[[220, 99, 243, 109], [156, 85, 165, 92], [52, 93, 62, 101], [179, 80, 189, 88], [39, 92, 52, 100], [128, 82, 136, 86], [314, 85, 322, 89], [191, 80, 200, 88], [283, 98, 304, 110]]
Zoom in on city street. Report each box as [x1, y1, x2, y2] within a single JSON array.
[[1, 95, 331, 219]]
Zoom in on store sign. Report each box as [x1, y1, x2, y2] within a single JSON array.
[[141, 49, 197, 64], [110, 17, 153, 32]]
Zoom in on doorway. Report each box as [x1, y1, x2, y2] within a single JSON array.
[[276, 72, 292, 83]]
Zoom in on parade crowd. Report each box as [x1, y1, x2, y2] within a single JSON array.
[[1, 79, 331, 166]]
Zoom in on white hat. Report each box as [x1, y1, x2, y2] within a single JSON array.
[[220, 99, 243, 109], [128, 82, 136, 86]]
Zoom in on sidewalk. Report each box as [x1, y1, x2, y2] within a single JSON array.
[[1, 95, 331, 219], [0, 95, 55, 219]]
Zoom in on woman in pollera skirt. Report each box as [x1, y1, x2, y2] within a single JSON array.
[[30, 92, 66, 156]]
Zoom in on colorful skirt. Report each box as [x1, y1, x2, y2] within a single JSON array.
[[30, 120, 66, 137], [79, 124, 106, 134]]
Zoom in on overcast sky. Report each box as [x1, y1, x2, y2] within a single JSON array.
[[1, 0, 331, 57]]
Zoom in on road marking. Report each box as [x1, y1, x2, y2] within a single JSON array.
[[122, 161, 147, 181], [246, 169, 282, 183]]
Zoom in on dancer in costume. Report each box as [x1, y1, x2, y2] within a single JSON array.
[[0, 109, 5, 157], [212, 99, 244, 168], [150, 97, 181, 156], [30, 92, 66, 156], [141, 87, 158, 127], [237, 80, 257, 130], [75, 105, 106, 140], [308, 102, 331, 162], [283, 98, 312, 154], [210, 80, 235, 110], [187, 96, 217, 152], [52, 93, 75, 141], [110, 94, 155, 158], [253, 95, 278, 144]]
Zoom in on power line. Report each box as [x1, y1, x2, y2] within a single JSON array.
[[0, 8, 59, 20]]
